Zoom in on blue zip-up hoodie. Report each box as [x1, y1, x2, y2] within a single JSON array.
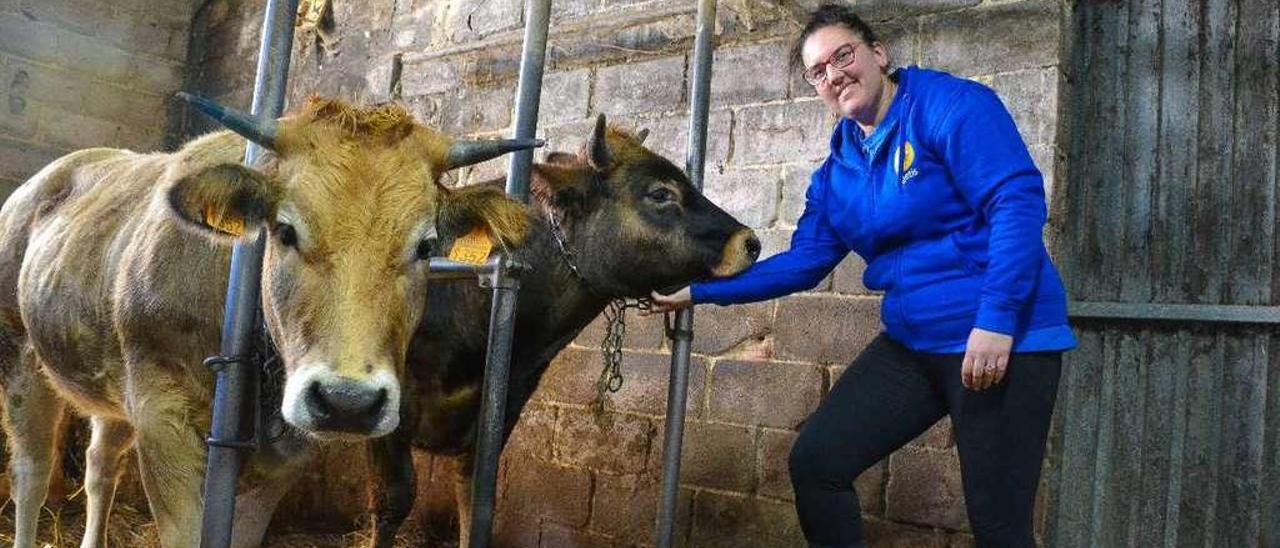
[[692, 67, 1076, 353]]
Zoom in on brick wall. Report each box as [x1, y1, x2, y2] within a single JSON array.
[[0, 0, 201, 197], [191, 1, 1064, 546]]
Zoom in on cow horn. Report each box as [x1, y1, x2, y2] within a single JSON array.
[[176, 92, 279, 149], [445, 138, 545, 170]]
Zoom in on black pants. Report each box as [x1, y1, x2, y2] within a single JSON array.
[[788, 334, 1063, 548]]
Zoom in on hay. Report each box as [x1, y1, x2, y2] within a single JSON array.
[[0, 497, 160, 547], [0, 496, 445, 547]]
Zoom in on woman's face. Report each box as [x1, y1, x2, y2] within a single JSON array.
[[801, 25, 889, 122]]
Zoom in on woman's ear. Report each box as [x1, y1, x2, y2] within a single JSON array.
[[873, 41, 890, 72]]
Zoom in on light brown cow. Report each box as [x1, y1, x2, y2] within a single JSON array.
[[0, 95, 535, 548]]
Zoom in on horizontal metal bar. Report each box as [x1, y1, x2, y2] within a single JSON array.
[[427, 257, 499, 279], [427, 257, 528, 289], [1069, 301, 1280, 324]]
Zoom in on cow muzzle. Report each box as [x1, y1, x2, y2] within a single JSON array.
[[281, 366, 401, 438], [711, 228, 761, 277]]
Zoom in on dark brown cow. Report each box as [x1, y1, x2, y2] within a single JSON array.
[[368, 115, 761, 547], [0, 96, 535, 548]]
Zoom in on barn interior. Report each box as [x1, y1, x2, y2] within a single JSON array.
[[0, 0, 1277, 547]]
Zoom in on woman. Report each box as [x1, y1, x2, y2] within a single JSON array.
[[648, 4, 1075, 547]]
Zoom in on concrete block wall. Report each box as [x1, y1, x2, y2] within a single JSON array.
[[0, 0, 201, 196], [185, 0, 1065, 546]]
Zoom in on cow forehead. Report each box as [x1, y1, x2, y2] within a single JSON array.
[[273, 96, 454, 196], [276, 140, 443, 249], [591, 129, 692, 188], [626, 156, 688, 186]]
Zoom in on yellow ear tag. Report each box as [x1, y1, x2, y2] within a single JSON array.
[[448, 227, 494, 265], [203, 204, 246, 237]]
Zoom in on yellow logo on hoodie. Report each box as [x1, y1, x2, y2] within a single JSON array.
[[895, 141, 919, 184]]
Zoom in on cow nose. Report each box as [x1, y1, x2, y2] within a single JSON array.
[[743, 235, 762, 261], [304, 377, 388, 433]]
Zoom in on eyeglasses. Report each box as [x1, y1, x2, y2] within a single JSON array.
[[802, 43, 861, 86]]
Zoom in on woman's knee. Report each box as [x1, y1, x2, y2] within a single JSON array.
[[788, 429, 867, 488]]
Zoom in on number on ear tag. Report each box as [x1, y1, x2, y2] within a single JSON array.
[[203, 204, 246, 237], [448, 227, 494, 265]]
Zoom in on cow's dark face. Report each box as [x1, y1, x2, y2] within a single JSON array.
[[534, 115, 760, 297]]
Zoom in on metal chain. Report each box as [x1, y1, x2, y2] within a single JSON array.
[[598, 299, 627, 395], [544, 204, 654, 403], [256, 323, 288, 445], [596, 297, 653, 400], [546, 206, 587, 281], [201, 323, 288, 450]]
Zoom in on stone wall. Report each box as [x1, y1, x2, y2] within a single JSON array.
[[0, 0, 201, 196], [191, 0, 1061, 546]]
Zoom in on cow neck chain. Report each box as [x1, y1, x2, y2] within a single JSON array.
[[257, 324, 289, 444], [205, 322, 290, 450], [537, 196, 652, 402], [543, 203, 594, 293]]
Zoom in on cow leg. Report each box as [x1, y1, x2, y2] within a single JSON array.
[[454, 466, 474, 548], [368, 433, 417, 548], [453, 386, 534, 548], [79, 417, 135, 548], [1, 346, 67, 548], [127, 372, 207, 548], [229, 454, 312, 548]]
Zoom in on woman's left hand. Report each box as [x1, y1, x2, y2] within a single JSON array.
[[962, 328, 1013, 391]]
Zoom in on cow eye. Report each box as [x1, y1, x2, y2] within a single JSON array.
[[415, 237, 438, 261], [275, 222, 298, 248], [647, 187, 676, 204]]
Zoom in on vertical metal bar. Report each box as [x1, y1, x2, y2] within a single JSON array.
[[683, 0, 716, 192], [504, 0, 552, 203], [468, 264, 521, 548], [468, 1, 551, 547], [199, 1, 298, 546], [656, 1, 715, 546]]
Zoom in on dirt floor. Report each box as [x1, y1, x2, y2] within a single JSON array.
[[0, 497, 447, 548]]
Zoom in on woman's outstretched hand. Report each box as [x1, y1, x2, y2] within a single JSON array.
[[643, 287, 693, 316], [962, 328, 1013, 391]]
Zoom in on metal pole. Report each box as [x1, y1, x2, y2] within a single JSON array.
[[467, 1, 550, 547], [467, 260, 521, 548], [656, 0, 715, 546], [503, 0, 551, 203], [200, 1, 298, 546]]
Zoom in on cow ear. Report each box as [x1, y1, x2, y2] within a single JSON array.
[[530, 163, 597, 215], [438, 184, 529, 250], [586, 113, 612, 171], [167, 163, 278, 242]]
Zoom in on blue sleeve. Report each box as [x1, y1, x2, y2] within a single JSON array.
[[690, 168, 848, 306], [934, 85, 1047, 335]]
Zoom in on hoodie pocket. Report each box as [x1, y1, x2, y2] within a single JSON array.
[[899, 237, 983, 326], [946, 234, 982, 277]]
